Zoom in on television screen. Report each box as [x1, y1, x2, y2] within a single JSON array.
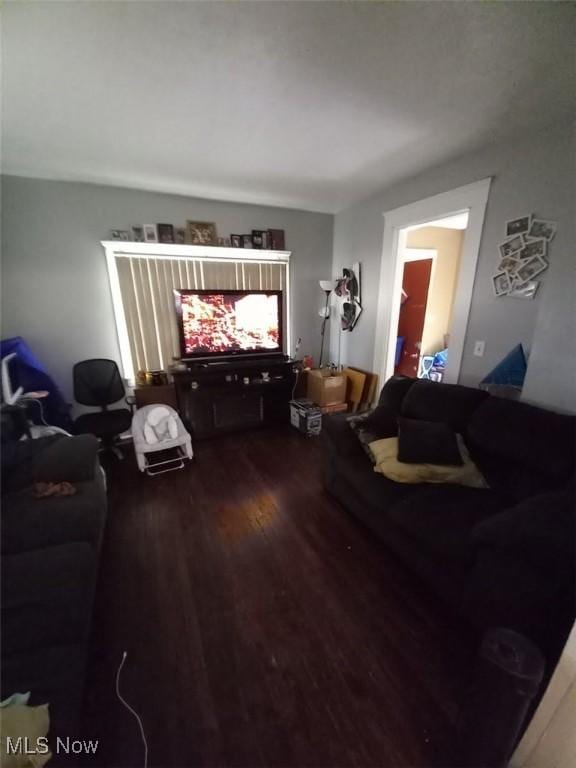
[[174, 289, 283, 358]]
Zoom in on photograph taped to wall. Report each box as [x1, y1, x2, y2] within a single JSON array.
[[519, 238, 547, 261], [515, 255, 548, 286], [492, 271, 512, 296], [509, 280, 539, 300], [505, 215, 531, 238], [499, 235, 525, 259], [497, 255, 521, 275], [526, 218, 557, 242]]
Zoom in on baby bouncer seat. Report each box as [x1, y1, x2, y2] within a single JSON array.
[[132, 404, 193, 476]]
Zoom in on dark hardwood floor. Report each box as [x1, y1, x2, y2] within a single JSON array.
[[82, 427, 475, 768]]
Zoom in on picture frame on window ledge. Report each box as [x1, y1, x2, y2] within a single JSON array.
[[186, 220, 217, 246], [131, 226, 145, 242], [251, 230, 264, 249], [111, 229, 130, 241], [157, 223, 175, 244], [230, 234, 242, 248], [241, 234, 253, 249], [268, 228, 285, 250], [143, 224, 158, 243]]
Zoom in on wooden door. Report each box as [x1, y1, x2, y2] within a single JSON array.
[[395, 259, 432, 377]]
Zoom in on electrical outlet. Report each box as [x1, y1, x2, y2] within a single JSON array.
[[473, 340, 485, 357]]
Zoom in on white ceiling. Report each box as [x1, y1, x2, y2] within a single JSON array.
[[2, 1, 574, 213]]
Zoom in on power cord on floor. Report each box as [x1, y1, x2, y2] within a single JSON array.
[[115, 652, 149, 768]]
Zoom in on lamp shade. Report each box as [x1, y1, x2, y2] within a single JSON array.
[[319, 279, 336, 293]]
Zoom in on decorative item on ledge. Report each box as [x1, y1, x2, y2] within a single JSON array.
[[157, 223, 175, 244], [492, 214, 557, 298], [186, 221, 217, 246], [144, 224, 158, 243], [107, 225, 286, 251], [110, 229, 130, 241]]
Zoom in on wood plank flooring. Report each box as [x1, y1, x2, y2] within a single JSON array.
[[82, 427, 475, 767]]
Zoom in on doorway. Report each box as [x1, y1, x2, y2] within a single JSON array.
[[373, 178, 491, 386], [395, 253, 434, 377], [393, 213, 470, 381]]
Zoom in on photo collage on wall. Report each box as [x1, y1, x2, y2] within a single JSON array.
[[492, 215, 557, 299]]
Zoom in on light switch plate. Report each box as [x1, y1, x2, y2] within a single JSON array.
[[473, 340, 485, 357]]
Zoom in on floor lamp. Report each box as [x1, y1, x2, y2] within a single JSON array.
[[318, 280, 336, 368]]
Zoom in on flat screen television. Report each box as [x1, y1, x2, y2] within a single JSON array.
[[174, 289, 284, 359]]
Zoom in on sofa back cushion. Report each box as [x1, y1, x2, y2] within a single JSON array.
[[400, 380, 487, 432], [377, 375, 416, 414], [466, 397, 576, 500]]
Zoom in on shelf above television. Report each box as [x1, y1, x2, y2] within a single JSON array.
[[101, 241, 291, 262]]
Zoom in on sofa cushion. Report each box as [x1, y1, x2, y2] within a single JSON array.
[[1, 477, 106, 554], [1, 644, 87, 735], [387, 485, 504, 563], [377, 375, 417, 413], [33, 434, 100, 483], [401, 380, 487, 432], [1, 543, 96, 654], [348, 407, 399, 462], [322, 413, 365, 460], [472, 487, 575, 579], [1, 436, 62, 494], [467, 397, 576, 481], [397, 417, 462, 466], [466, 397, 576, 501], [332, 453, 420, 515], [371, 436, 488, 489]]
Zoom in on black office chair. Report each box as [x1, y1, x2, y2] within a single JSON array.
[[73, 359, 133, 458]]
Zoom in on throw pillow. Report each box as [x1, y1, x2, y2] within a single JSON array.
[[397, 417, 462, 466], [348, 408, 398, 463], [369, 436, 488, 488]]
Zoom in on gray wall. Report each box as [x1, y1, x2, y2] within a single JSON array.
[[1, 176, 333, 401], [331, 122, 575, 412]]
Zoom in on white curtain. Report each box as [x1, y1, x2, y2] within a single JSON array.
[[115, 255, 286, 372]]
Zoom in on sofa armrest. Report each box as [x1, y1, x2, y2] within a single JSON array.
[[32, 435, 100, 484], [467, 488, 575, 666], [471, 488, 574, 579], [321, 414, 364, 459], [462, 545, 574, 670]]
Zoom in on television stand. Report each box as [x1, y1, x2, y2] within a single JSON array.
[[173, 358, 296, 439]]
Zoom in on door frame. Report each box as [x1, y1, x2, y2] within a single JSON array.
[[372, 178, 491, 385]]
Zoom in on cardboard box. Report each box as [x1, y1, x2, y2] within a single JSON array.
[[306, 369, 347, 407], [320, 402, 348, 415]]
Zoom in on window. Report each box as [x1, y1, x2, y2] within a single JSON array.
[[103, 242, 291, 382]]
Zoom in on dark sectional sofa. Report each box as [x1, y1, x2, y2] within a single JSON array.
[[322, 377, 575, 674], [1, 434, 106, 737]]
